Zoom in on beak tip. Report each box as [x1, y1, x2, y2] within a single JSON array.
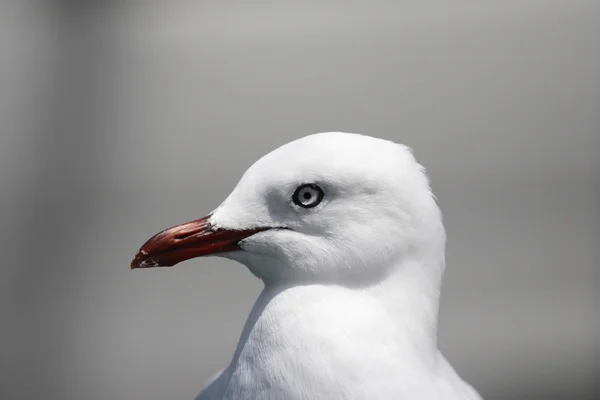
[[130, 249, 152, 269], [130, 254, 142, 270]]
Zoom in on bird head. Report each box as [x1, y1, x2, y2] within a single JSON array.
[[131, 132, 444, 285]]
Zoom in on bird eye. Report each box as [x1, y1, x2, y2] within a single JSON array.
[[292, 184, 324, 208]]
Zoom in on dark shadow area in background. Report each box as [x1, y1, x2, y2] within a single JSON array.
[[9, 2, 112, 399]]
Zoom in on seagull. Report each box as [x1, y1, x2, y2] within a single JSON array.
[[131, 132, 482, 400]]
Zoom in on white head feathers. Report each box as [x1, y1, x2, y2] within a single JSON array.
[[210, 132, 445, 285]]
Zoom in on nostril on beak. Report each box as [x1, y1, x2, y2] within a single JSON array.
[[173, 223, 215, 241], [174, 232, 194, 241]]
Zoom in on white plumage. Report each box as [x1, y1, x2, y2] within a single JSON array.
[[190, 132, 481, 399]]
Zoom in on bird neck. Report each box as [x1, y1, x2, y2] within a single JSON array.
[[366, 253, 445, 363], [227, 253, 445, 377]]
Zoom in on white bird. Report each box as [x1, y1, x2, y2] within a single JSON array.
[[131, 132, 482, 400]]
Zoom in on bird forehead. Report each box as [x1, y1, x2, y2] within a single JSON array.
[[272, 132, 399, 161], [246, 134, 405, 184], [244, 155, 375, 194], [223, 133, 420, 213]]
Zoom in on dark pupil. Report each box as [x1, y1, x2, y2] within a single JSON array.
[[302, 191, 312, 200]]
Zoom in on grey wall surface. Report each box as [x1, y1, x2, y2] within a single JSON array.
[[1, 1, 598, 399]]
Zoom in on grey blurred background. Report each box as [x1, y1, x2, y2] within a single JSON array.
[[1, 1, 598, 399]]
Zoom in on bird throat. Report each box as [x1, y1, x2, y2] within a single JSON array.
[[219, 257, 444, 396]]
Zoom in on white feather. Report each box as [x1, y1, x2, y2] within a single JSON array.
[[196, 132, 481, 400]]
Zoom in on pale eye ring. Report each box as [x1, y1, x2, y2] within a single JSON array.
[[292, 184, 324, 208]]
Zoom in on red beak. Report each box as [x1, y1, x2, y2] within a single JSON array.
[[130, 215, 266, 269]]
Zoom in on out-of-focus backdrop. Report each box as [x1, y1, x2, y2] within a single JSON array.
[[1, 1, 598, 399]]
